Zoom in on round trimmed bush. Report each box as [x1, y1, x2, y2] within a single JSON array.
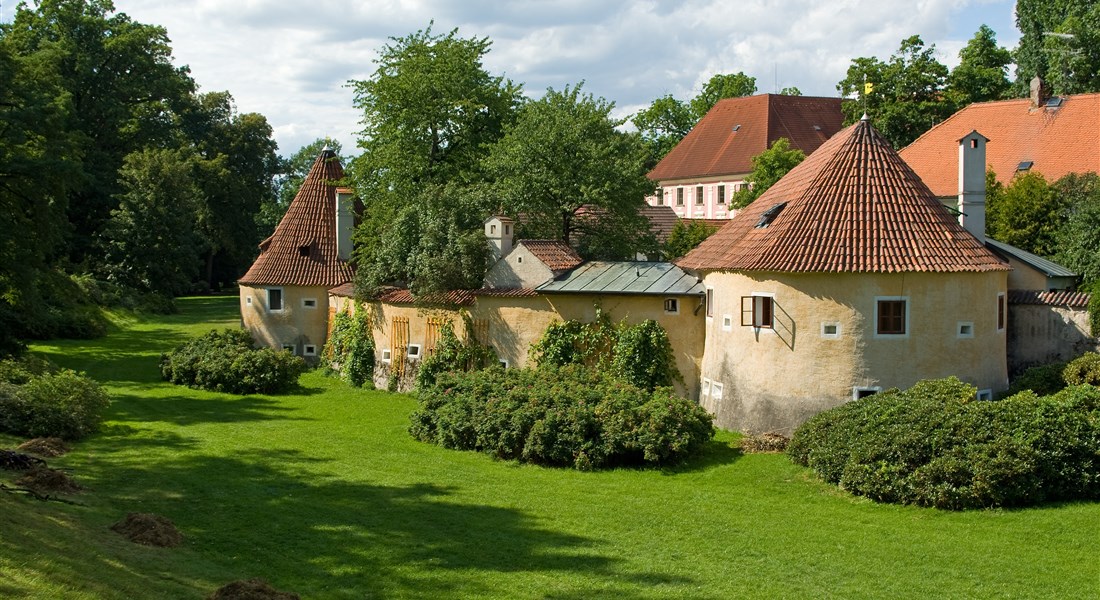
[[0, 370, 110, 440], [161, 329, 306, 394]]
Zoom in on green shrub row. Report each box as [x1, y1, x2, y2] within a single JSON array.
[[415, 321, 497, 390], [788, 377, 1100, 509], [160, 329, 306, 394], [0, 358, 110, 440], [1003, 351, 1100, 398], [410, 365, 714, 470]]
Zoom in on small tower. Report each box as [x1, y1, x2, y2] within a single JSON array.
[[484, 215, 514, 261], [957, 130, 989, 245]]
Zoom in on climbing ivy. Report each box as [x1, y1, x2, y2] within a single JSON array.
[[612, 320, 683, 391], [415, 319, 498, 389], [322, 307, 376, 387], [529, 307, 616, 369]]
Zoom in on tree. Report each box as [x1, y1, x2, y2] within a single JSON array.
[[1054, 173, 1100, 288], [1, 0, 196, 265], [731, 138, 805, 208], [631, 95, 695, 166], [99, 149, 203, 296], [1015, 0, 1100, 95], [349, 24, 521, 294], [986, 171, 1067, 257], [690, 72, 757, 120], [664, 220, 719, 260], [261, 138, 345, 236], [946, 25, 1012, 105], [486, 84, 654, 259], [779, 87, 802, 96], [837, 36, 952, 148]]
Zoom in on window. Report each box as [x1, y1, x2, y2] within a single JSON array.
[[381, 349, 392, 363], [695, 185, 704, 205], [741, 294, 774, 328], [246, 297, 252, 305], [957, 321, 974, 339], [852, 386, 882, 400], [997, 293, 1005, 331], [717, 185, 726, 205], [664, 298, 679, 315], [875, 298, 907, 336], [499, 359, 509, 369], [517, 256, 523, 263], [282, 344, 295, 354], [705, 288, 714, 318], [267, 288, 284, 312], [504, 224, 511, 235], [976, 389, 993, 401], [676, 188, 684, 206], [407, 344, 421, 359], [711, 382, 723, 402], [302, 298, 317, 309], [722, 315, 732, 331], [490, 224, 497, 234], [821, 322, 840, 339], [701, 378, 712, 400], [303, 345, 317, 356]]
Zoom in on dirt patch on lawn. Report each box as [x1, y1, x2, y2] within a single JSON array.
[[110, 513, 182, 547], [17, 437, 71, 458], [15, 467, 82, 494], [740, 432, 791, 454], [207, 578, 300, 600]]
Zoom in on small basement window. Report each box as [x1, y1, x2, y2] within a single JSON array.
[[976, 389, 993, 401], [722, 315, 732, 331], [852, 386, 882, 400], [701, 378, 712, 400], [407, 344, 421, 359], [711, 382, 724, 402], [381, 349, 392, 363], [499, 359, 509, 369], [821, 322, 840, 339], [282, 344, 296, 355], [246, 297, 252, 305], [303, 345, 317, 356], [664, 298, 679, 315], [957, 321, 974, 338], [302, 298, 317, 309]]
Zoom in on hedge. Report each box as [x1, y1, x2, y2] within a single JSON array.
[[160, 329, 306, 394]]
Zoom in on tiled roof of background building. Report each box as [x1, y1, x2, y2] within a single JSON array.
[[647, 94, 844, 182], [900, 93, 1100, 197], [518, 240, 584, 272], [239, 149, 354, 287], [677, 118, 1010, 274], [1008, 289, 1091, 308]]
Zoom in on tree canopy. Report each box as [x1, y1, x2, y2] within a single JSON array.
[[731, 138, 806, 208], [946, 24, 1013, 105], [1015, 0, 1100, 96]]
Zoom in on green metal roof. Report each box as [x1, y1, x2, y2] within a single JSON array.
[[536, 261, 704, 296], [985, 239, 1077, 278]]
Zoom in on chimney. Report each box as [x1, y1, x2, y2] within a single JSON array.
[[1029, 76, 1050, 108], [484, 215, 514, 261], [957, 131, 989, 244], [335, 187, 355, 261]]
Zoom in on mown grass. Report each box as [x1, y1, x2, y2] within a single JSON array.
[[2, 295, 1098, 598]]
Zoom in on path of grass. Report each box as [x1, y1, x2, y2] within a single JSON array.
[[2, 296, 1098, 598]]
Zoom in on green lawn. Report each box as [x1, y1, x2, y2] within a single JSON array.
[[2, 296, 1098, 599]]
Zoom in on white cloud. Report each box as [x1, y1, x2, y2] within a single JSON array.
[[110, 0, 1018, 156]]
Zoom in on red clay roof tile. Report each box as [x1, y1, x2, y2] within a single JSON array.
[[648, 94, 844, 182], [900, 94, 1100, 196], [239, 150, 354, 287], [1008, 289, 1091, 308], [677, 118, 1010, 274], [519, 240, 584, 272]]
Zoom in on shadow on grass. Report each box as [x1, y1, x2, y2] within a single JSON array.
[[80, 448, 700, 598], [107, 392, 313, 428], [660, 439, 743, 475]]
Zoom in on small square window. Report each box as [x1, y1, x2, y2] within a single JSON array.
[[298, 245, 310, 257], [957, 321, 974, 338], [976, 389, 993, 401], [246, 297, 252, 305], [302, 298, 317, 309], [282, 344, 296, 355], [381, 349, 392, 363], [701, 378, 712, 399], [664, 298, 679, 314], [407, 344, 421, 358], [853, 386, 882, 400], [722, 315, 732, 331], [303, 345, 317, 356], [499, 359, 509, 369], [821, 322, 840, 338], [711, 382, 723, 402]]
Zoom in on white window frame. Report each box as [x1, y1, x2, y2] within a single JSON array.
[[267, 287, 285, 313], [701, 377, 712, 400], [852, 386, 882, 400], [281, 344, 296, 355], [821, 322, 841, 339], [499, 359, 509, 369], [705, 287, 714, 319], [722, 315, 732, 331], [246, 296, 253, 306], [381, 348, 392, 363], [302, 298, 318, 309], [873, 296, 909, 339], [741, 292, 775, 331], [976, 389, 993, 401], [711, 382, 724, 402], [664, 298, 680, 315], [957, 321, 974, 339], [303, 345, 317, 356], [407, 344, 422, 359]]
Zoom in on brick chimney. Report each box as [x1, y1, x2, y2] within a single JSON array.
[[1030, 76, 1050, 108], [957, 131, 988, 244], [335, 187, 355, 261]]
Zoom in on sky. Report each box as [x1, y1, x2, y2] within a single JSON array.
[[3, 0, 1021, 158]]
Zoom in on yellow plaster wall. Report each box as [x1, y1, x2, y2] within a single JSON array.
[[483, 245, 554, 289], [240, 285, 331, 359], [699, 270, 1008, 434], [1005, 256, 1052, 291]]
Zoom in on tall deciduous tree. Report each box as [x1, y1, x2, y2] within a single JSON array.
[[837, 35, 952, 149], [486, 84, 655, 259], [1, 0, 195, 265], [349, 25, 521, 294], [690, 72, 758, 119], [1015, 0, 1100, 95], [631, 95, 695, 167], [1053, 173, 1100, 288], [947, 25, 1012, 105], [986, 171, 1068, 257], [731, 138, 805, 208]]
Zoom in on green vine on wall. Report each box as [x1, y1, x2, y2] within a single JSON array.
[[323, 306, 376, 387], [415, 318, 498, 389]]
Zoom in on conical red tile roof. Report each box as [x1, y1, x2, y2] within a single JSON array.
[[677, 118, 1009, 273], [239, 149, 355, 287]]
